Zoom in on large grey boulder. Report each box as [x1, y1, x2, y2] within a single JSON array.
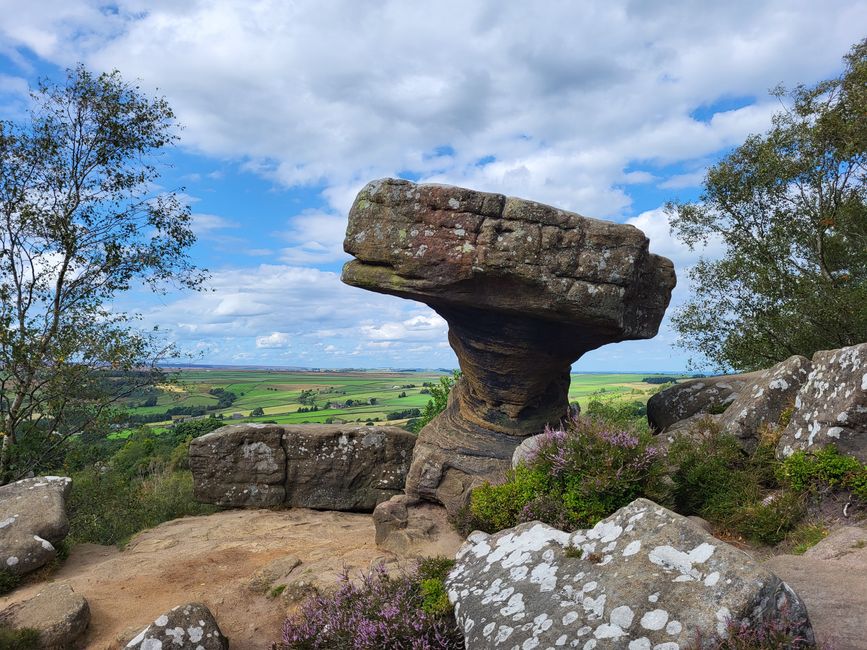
[[189, 423, 415, 512], [717, 355, 813, 451], [447, 498, 813, 649], [283, 424, 415, 511], [0, 582, 90, 648], [765, 526, 867, 650], [647, 372, 761, 433], [189, 424, 286, 507], [342, 178, 675, 514], [125, 602, 228, 650], [0, 476, 72, 576], [778, 342, 867, 461]]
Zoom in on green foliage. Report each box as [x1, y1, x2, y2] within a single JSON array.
[[67, 466, 215, 547], [788, 523, 829, 555], [0, 626, 41, 649], [470, 465, 553, 532], [563, 544, 584, 559], [779, 446, 867, 500], [584, 398, 648, 430], [419, 579, 451, 617], [668, 424, 808, 545], [668, 38, 867, 372], [251, 407, 265, 417], [0, 64, 203, 483], [468, 416, 666, 534], [0, 570, 20, 596], [409, 371, 461, 433]]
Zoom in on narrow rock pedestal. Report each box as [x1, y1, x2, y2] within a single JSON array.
[[342, 179, 676, 513]]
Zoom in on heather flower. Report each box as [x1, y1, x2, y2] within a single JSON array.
[[278, 561, 463, 650]]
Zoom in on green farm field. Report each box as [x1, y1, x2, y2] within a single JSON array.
[[122, 369, 687, 433]]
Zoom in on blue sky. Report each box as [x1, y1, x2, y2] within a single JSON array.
[[0, 1, 864, 371]]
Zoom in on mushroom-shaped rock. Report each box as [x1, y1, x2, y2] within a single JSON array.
[[342, 179, 675, 513]]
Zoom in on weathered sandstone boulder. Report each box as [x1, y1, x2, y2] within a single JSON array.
[[765, 526, 867, 650], [189, 424, 286, 507], [0, 582, 90, 648], [0, 476, 71, 576], [342, 179, 675, 513], [778, 343, 867, 461], [189, 423, 415, 512], [447, 498, 813, 649], [125, 602, 228, 650], [717, 355, 813, 451], [647, 372, 761, 433], [372, 494, 464, 558]]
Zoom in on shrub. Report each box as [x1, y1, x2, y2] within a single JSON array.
[[468, 415, 666, 533], [0, 570, 20, 596], [688, 606, 815, 649], [278, 560, 463, 649], [67, 467, 216, 546], [667, 423, 815, 545], [584, 399, 648, 429], [779, 445, 867, 500], [0, 626, 41, 649]]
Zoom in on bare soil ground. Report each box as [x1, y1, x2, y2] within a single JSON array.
[[0, 508, 414, 649]]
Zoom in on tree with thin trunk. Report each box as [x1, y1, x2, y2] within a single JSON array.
[[0, 65, 205, 483], [667, 39, 867, 372]]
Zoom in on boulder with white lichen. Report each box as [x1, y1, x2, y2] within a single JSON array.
[[125, 602, 228, 650], [447, 498, 813, 649], [777, 342, 867, 462], [0, 476, 72, 577]]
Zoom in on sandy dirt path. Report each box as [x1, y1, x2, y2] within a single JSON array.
[[0, 508, 407, 649]]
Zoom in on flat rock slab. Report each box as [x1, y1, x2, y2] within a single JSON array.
[[447, 498, 813, 649], [765, 526, 867, 650], [778, 343, 867, 461], [0, 582, 90, 648], [125, 602, 228, 650], [0, 476, 71, 576], [189, 423, 415, 512]]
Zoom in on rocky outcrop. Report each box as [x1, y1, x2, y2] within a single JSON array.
[[125, 602, 228, 650], [717, 355, 813, 451], [447, 498, 813, 649], [765, 525, 867, 649], [189, 423, 415, 512], [0, 583, 90, 648], [778, 343, 867, 461], [342, 179, 675, 513], [189, 424, 286, 507], [372, 494, 464, 558], [647, 372, 761, 433], [0, 476, 72, 576]]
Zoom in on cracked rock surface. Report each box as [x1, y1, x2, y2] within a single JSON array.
[[447, 498, 813, 649], [342, 179, 675, 513], [189, 423, 415, 511]]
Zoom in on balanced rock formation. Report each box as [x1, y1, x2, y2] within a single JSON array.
[[189, 423, 415, 511], [778, 342, 867, 461], [0, 583, 90, 649], [447, 498, 813, 649], [0, 476, 72, 576], [125, 602, 228, 650], [342, 179, 675, 512]]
